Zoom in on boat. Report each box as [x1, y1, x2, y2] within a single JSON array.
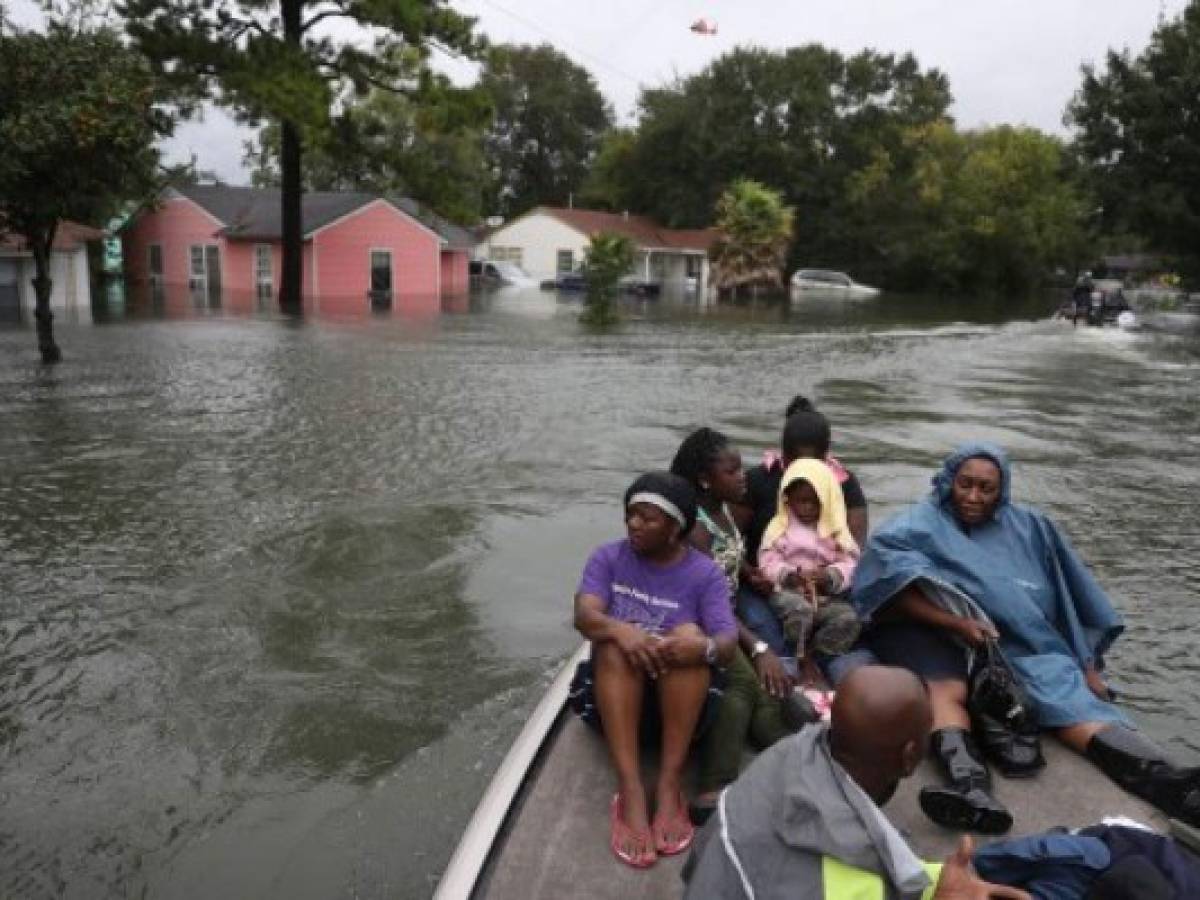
[[436, 644, 1169, 899], [790, 269, 880, 300]]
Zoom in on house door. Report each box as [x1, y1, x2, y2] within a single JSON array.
[[369, 250, 393, 309], [204, 245, 222, 307], [0, 259, 20, 323]]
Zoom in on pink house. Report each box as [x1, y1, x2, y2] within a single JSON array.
[[122, 185, 474, 316]]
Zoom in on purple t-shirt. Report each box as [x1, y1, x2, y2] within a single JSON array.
[[577, 540, 737, 638]]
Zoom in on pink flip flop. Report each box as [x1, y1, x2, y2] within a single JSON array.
[[652, 791, 695, 856], [610, 793, 657, 869]]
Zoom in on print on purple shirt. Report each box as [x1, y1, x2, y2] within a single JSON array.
[[577, 539, 737, 638]]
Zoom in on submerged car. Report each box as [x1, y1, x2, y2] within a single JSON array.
[[469, 260, 537, 287], [539, 272, 587, 292], [539, 272, 661, 297], [790, 269, 880, 299]]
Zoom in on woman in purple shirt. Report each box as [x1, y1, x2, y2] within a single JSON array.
[[573, 472, 738, 869]]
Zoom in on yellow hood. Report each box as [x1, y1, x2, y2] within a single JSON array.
[[760, 458, 858, 554]]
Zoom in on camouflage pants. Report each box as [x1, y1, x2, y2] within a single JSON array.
[[769, 589, 861, 659]]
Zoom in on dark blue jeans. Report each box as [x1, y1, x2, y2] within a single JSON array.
[[735, 584, 789, 656]]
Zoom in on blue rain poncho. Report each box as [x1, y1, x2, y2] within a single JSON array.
[[850, 443, 1126, 728]]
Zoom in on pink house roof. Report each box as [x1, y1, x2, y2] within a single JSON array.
[[535, 207, 716, 253], [0, 220, 105, 252]]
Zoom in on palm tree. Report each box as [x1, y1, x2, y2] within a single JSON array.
[[710, 179, 795, 298]]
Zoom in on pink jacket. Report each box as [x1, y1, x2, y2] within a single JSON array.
[[758, 517, 859, 590]]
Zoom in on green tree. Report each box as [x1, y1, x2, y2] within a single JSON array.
[[1067, 1, 1200, 276], [580, 232, 635, 327], [709, 179, 795, 297], [578, 128, 639, 212], [0, 23, 171, 363], [849, 122, 1088, 293], [596, 46, 949, 259], [243, 70, 491, 224], [480, 43, 613, 217], [121, 0, 482, 311]]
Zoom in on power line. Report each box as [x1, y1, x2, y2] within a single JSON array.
[[476, 0, 647, 88]]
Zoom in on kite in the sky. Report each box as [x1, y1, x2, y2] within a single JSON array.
[[690, 18, 718, 35]]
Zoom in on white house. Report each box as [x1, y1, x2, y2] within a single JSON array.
[[0, 221, 103, 324], [481, 207, 715, 294]]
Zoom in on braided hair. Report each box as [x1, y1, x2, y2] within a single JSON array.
[[669, 427, 730, 494]]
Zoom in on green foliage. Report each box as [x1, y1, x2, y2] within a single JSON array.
[[580, 232, 635, 327], [1068, 1, 1200, 277], [588, 45, 950, 261], [849, 123, 1089, 293], [120, 0, 483, 305], [0, 24, 170, 232], [0, 22, 172, 361], [481, 43, 613, 217], [578, 128, 639, 212], [585, 43, 1083, 294], [244, 53, 491, 224], [710, 180, 794, 295], [849, 122, 1094, 292], [121, 0, 480, 129]]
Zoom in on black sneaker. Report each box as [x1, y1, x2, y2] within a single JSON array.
[[918, 785, 1013, 835], [781, 689, 819, 732]]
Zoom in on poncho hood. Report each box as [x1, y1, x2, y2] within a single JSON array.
[[932, 442, 1011, 518]]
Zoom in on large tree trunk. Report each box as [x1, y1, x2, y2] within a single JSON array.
[[278, 0, 304, 313], [31, 228, 61, 364]]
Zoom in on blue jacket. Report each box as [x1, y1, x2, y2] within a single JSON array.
[[973, 832, 1110, 900], [850, 443, 1125, 728]]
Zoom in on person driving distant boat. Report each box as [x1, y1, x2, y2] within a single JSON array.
[[570, 472, 738, 869]]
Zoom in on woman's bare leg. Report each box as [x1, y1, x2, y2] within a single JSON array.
[[927, 677, 970, 730], [592, 639, 652, 859], [1055, 721, 1107, 753], [655, 624, 710, 843]]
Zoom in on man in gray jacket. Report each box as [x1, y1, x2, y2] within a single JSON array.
[[683, 666, 1029, 899]]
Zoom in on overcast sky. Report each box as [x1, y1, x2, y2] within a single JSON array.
[[9, 0, 1188, 185]]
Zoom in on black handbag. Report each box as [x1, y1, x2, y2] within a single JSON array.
[[968, 638, 1045, 777], [968, 638, 1032, 729]]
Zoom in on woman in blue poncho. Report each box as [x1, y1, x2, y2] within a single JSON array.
[[850, 443, 1200, 834]]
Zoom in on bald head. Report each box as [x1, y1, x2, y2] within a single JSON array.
[[830, 666, 933, 805]]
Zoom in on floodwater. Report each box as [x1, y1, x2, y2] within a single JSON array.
[[2, 287, 1198, 898]]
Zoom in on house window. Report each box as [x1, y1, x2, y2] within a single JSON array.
[[556, 249, 574, 273], [490, 246, 523, 266], [254, 244, 273, 303], [369, 249, 393, 307], [189, 244, 221, 308], [189, 245, 204, 288]]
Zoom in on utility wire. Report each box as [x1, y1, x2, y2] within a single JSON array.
[[475, 0, 647, 87]]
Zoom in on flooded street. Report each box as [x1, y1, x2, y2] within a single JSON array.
[[2, 289, 1199, 898]]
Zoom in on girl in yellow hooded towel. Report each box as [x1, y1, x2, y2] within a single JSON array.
[[757, 459, 862, 682]]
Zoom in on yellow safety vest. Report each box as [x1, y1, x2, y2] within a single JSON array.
[[821, 856, 944, 900]]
